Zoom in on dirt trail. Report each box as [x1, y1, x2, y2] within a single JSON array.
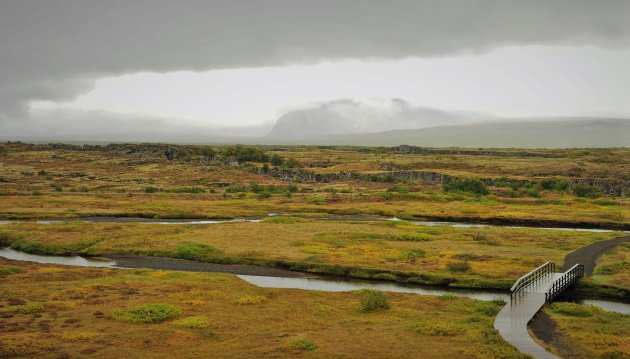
[[563, 235, 630, 275], [528, 311, 584, 359]]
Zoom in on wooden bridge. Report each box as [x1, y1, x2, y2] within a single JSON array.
[[494, 262, 585, 359]]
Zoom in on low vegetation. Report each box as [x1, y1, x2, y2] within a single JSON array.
[[542, 302, 629, 358], [172, 315, 211, 329], [0, 143, 628, 230], [356, 289, 390, 312], [0, 220, 624, 294], [0, 258, 527, 358], [111, 303, 182, 324]]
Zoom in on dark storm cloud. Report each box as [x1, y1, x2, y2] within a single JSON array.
[[1, 0, 629, 121]]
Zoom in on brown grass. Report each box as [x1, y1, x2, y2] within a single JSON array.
[[0, 258, 527, 358]]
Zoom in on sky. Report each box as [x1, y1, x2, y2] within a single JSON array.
[[1, 0, 630, 138]]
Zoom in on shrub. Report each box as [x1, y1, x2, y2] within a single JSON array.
[[494, 177, 512, 188], [0, 267, 22, 275], [356, 289, 389, 312], [447, 261, 471, 272], [524, 187, 539, 198], [440, 294, 457, 301], [172, 315, 210, 329], [442, 177, 489, 196], [236, 295, 268, 305], [349, 269, 371, 279], [538, 178, 556, 190], [223, 145, 270, 163], [294, 339, 317, 351], [144, 186, 159, 193], [285, 158, 299, 168], [175, 242, 219, 261], [554, 180, 570, 192], [249, 182, 263, 193], [572, 184, 600, 198], [287, 184, 299, 193], [270, 154, 284, 166], [256, 191, 271, 199], [7, 303, 44, 314], [111, 304, 181, 323]]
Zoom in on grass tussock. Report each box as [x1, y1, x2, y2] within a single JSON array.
[[172, 315, 211, 329], [355, 289, 389, 312], [294, 339, 318, 351], [5, 303, 44, 314], [410, 320, 464, 336], [111, 303, 182, 324], [447, 261, 471, 273], [236, 295, 268, 305]]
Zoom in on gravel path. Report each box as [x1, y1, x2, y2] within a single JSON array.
[[562, 235, 630, 275]]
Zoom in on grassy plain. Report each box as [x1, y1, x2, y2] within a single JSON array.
[[0, 143, 628, 229], [1, 143, 629, 358], [0, 258, 526, 359], [0, 220, 623, 292]]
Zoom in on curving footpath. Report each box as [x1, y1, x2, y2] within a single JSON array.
[[495, 234, 630, 359], [563, 235, 630, 275]]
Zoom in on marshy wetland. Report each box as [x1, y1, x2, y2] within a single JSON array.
[[1, 142, 629, 358]]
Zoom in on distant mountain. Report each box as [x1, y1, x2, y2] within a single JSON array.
[[266, 99, 474, 138], [260, 118, 630, 148]]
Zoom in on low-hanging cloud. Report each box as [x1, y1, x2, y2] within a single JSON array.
[[267, 98, 479, 138], [0, 108, 274, 141], [1, 0, 630, 122]]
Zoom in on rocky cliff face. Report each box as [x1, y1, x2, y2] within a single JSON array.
[[388, 145, 561, 158], [244, 164, 628, 197]]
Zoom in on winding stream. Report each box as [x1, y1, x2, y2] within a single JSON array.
[[0, 215, 628, 234], [1, 247, 628, 314]]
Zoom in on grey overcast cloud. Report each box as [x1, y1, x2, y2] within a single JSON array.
[[1, 0, 630, 144]]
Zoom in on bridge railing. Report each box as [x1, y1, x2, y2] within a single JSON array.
[[510, 262, 555, 299], [545, 263, 584, 302]]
